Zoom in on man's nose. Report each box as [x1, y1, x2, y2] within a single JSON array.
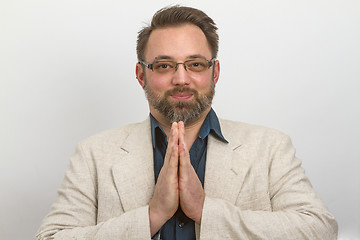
[[171, 64, 191, 86]]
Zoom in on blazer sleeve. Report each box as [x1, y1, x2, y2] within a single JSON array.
[[36, 143, 152, 240], [199, 135, 338, 240]]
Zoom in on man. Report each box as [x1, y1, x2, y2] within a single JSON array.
[[37, 6, 338, 240]]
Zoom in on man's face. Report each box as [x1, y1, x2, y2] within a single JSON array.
[[137, 24, 219, 124]]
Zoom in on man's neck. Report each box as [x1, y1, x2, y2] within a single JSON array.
[[150, 106, 211, 148]]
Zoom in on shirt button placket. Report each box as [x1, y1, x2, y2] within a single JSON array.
[[176, 218, 185, 239]]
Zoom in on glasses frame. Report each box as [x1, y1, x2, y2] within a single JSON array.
[[138, 57, 216, 73]]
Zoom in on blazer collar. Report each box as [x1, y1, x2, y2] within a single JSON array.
[[112, 118, 155, 212]]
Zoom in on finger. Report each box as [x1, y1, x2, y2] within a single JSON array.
[[171, 122, 180, 146], [178, 121, 185, 150], [163, 122, 177, 165], [178, 121, 190, 167], [168, 122, 178, 144], [168, 122, 179, 169]]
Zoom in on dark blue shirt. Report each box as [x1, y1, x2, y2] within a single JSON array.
[[150, 108, 228, 240]]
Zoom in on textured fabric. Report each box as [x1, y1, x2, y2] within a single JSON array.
[[36, 118, 338, 240], [150, 109, 227, 239]]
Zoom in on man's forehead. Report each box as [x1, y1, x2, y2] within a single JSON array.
[[154, 54, 209, 61], [144, 24, 212, 61]]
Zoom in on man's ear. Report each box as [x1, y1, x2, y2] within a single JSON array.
[[213, 60, 220, 84], [136, 63, 145, 88]]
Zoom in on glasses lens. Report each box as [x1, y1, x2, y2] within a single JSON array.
[[152, 61, 176, 73], [185, 60, 209, 72]]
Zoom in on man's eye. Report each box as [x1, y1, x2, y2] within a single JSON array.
[[190, 61, 207, 68], [154, 62, 173, 70]]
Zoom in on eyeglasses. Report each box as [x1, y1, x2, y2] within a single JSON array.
[[139, 58, 216, 74]]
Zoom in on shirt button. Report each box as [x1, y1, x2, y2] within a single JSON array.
[[178, 222, 185, 228]]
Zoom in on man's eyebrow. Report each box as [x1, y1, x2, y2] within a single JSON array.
[[154, 55, 173, 60], [187, 54, 208, 60]]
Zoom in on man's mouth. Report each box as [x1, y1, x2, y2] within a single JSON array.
[[170, 92, 193, 101]]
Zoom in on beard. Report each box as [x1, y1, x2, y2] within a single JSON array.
[[144, 80, 215, 124]]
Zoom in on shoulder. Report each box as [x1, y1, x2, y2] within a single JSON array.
[[78, 118, 150, 150], [219, 118, 289, 145]]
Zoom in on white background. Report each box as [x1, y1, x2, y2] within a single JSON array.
[[1, 0, 359, 239]]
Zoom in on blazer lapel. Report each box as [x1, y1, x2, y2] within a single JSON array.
[[112, 119, 155, 212], [204, 120, 251, 204]]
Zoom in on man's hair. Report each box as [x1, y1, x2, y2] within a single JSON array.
[[136, 5, 219, 61]]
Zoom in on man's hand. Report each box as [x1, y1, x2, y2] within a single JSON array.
[[149, 121, 205, 236], [178, 121, 205, 224], [149, 122, 180, 236]]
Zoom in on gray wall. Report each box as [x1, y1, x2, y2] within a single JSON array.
[[1, 0, 359, 239]]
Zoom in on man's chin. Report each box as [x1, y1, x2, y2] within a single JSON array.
[[172, 104, 196, 113]]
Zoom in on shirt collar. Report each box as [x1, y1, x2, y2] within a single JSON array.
[[150, 108, 228, 148], [150, 113, 166, 149], [199, 108, 228, 143]]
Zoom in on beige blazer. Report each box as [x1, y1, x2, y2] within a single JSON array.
[[37, 118, 337, 240]]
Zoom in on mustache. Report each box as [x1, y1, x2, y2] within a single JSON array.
[[164, 87, 199, 97]]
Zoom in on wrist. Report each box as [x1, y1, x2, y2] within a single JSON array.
[[194, 194, 205, 224], [149, 202, 168, 236]]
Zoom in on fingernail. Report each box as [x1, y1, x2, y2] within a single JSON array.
[[172, 122, 177, 134]]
